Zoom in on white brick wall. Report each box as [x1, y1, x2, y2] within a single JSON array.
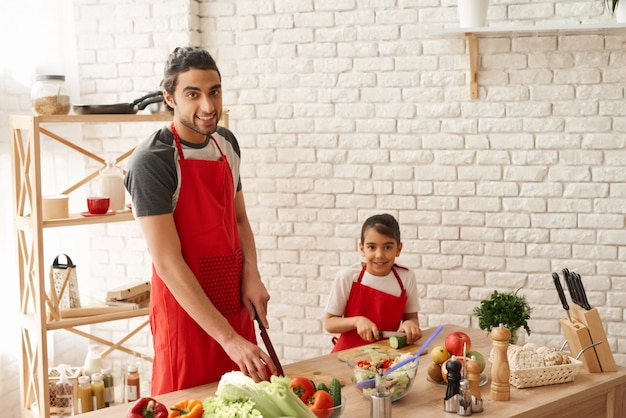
[[2, 0, 626, 414]]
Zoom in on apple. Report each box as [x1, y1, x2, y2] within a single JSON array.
[[430, 345, 450, 365], [444, 331, 472, 357], [467, 350, 486, 373]]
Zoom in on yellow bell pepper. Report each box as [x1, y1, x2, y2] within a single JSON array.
[[168, 399, 203, 418]]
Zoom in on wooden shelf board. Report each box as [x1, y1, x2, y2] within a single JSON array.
[[422, 23, 626, 38], [45, 308, 150, 330]]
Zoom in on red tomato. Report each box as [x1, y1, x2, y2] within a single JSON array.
[[308, 390, 335, 418], [289, 376, 315, 404]]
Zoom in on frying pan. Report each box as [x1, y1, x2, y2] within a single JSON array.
[[73, 90, 164, 115]]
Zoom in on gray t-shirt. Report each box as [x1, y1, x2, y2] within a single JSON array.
[[124, 125, 242, 217]]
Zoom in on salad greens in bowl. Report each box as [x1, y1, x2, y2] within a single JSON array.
[[347, 349, 419, 402]]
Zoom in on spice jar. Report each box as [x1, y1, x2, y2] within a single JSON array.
[[31, 75, 70, 115], [125, 365, 140, 403]]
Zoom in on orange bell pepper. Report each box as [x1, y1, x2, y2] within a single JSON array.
[[168, 399, 203, 418]]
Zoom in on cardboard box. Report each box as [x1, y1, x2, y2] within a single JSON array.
[[106, 281, 151, 307]]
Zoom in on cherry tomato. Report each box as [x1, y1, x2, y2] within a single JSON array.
[[307, 390, 335, 418], [289, 376, 315, 404]]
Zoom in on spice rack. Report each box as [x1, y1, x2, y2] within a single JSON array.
[[10, 113, 172, 418]]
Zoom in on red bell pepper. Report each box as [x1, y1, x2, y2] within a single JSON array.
[[127, 397, 169, 418]]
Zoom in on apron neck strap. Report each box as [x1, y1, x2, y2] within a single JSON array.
[[171, 121, 225, 160], [357, 263, 406, 293]]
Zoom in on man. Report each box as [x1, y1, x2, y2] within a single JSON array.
[[124, 46, 277, 395]]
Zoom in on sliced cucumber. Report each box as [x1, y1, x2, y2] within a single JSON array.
[[389, 334, 407, 349]]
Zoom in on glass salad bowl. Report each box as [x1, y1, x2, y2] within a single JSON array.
[[309, 395, 346, 418], [347, 350, 419, 402]]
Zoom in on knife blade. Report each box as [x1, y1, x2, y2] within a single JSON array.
[[552, 272, 572, 322], [379, 331, 407, 338], [253, 307, 285, 376], [572, 271, 592, 310]]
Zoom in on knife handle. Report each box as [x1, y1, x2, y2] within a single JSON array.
[[563, 268, 579, 305], [552, 272, 569, 311], [573, 272, 592, 310]]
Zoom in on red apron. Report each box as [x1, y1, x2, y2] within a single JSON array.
[[150, 123, 256, 395], [331, 264, 408, 353]]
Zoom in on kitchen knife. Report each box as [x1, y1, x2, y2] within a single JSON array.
[[253, 307, 285, 376], [562, 268, 580, 307], [379, 331, 407, 338], [552, 272, 572, 322], [572, 271, 592, 310]]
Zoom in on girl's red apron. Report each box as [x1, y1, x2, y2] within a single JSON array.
[[150, 123, 256, 395], [331, 264, 408, 353]]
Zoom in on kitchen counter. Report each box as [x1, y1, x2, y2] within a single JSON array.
[[82, 324, 625, 417]]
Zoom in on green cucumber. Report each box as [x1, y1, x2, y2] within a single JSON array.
[[329, 378, 342, 406], [316, 382, 329, 392], [389, 334, 407, 349]]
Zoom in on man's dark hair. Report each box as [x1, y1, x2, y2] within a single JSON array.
[[162, 46, 221, 98]]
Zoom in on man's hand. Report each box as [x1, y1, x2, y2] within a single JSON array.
[[223, 334, 277, 382]]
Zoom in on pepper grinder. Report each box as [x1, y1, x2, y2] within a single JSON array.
[[466, 356, 483, 413], [370, 362, 391, 418], [444, 355, 462, 412], [490, 324, 511, 401]]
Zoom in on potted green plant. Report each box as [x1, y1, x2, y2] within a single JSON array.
[[473, 289, 532, 344]]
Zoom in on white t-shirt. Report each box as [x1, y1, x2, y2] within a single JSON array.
[[325, 262, 420, 317]]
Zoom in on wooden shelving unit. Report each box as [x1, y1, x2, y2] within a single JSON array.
[[421, 23, 626, 99], [10, 113, 171, 417]]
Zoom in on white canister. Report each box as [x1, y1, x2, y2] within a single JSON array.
[[99, 160, 126, 211], [458, 0, 489, 28], [42, 195, 69, 220]]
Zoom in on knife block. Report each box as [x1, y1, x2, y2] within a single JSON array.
[[560, 305, 616, 373], [560, 318, 600, 373]]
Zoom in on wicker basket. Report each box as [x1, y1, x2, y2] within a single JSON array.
[[509, 357, 583, 388]]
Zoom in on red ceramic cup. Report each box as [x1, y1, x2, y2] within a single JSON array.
[[87, 196, 110, 214]]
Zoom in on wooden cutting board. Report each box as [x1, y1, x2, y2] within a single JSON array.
[[335, 326, 449, 362], [285, 363, 345, 387], [336, 340, 419, 362]]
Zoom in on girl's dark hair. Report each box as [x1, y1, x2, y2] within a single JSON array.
[[360, 214, 401, 244], [162, 46, 221, 98]]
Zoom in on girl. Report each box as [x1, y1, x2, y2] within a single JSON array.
[[324, 214, 422, 352]]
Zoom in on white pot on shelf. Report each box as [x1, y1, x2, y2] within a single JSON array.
[[617, 1, 626, 23], [458, 0, 489, 28]]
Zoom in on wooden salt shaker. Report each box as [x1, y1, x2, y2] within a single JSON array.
[[490, 324, 511, 401], [466, 356, 483, 412]]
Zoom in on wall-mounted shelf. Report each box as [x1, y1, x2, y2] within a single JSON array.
[[421, 23, 626, 99]]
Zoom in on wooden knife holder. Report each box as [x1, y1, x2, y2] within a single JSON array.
[[560, 304, 616, 373]]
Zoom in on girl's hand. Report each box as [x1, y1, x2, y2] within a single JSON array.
[[399, 321, 422, 345], [355, 316, 380, 342]]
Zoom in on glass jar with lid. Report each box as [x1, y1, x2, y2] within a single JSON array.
[[31, 75, 71, 115]]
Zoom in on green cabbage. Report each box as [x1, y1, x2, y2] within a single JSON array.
[[203, 371, 316, 418], [203, 396, 262, 418]]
